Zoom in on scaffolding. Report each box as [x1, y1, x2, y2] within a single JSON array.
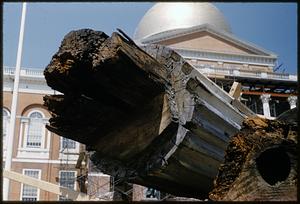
[[57, 138, 82, 200], [58, 141, 174, 201]]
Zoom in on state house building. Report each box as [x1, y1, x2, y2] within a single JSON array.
[[2, 2, 297, 201]]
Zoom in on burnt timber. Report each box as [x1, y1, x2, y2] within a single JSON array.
[[209, 115, 297, 201], [43, 29, 297, 200]]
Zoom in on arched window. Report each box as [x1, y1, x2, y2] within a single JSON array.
[[3, 109, 10, 147], [26, 111, 43, 148]]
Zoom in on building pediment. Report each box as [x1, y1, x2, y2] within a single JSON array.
[[139, 24, 277, 58]]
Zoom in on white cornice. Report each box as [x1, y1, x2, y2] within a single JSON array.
[[4, 76, 47, 85], [11, 158, 77, 164], [140, 24, 277, 58], [3, 87, 60, 95], [175, 48, 277, 66], [3, 66, 61, 95]]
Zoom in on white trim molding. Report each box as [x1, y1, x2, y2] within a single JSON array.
[[3, 66, 61, 95], [17, 148, 50, 159], [2, 108, 10, 156], [12, 158, 78, 164], [175, 48, 276, 67], [3, 87, 59, 95]]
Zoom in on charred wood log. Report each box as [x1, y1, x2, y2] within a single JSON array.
[[44, 29, 170, 161], [43, 28, 296, 200], [209, 117, 297, 201]]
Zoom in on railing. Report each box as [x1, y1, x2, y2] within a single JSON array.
[[4, 66, 15, 75], [194, 64, 297, 81], [210, 67, 230, 75], [239, 70, 261, 78], [267, 72, 289, 80], [3, 66, 44, 78], [25, 68, 44, 76]]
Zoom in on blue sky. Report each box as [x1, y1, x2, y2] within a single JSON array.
[[3, 2, 297, 74]]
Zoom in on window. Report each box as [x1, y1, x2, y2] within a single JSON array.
[[59, 137, 79, 161], [3, 109, 10, 147], [61, 137, 76, 150], [21, 169, 40, 201], [27, 112, 43, 148], [59, 171, 76, 201]]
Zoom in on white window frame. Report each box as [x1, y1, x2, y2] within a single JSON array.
[[17, 109, 50, 159], [24, 110, 45, 148], [59, 137, 80, 161], [20, 169, 41, 201], [3, 108, 10, 153], [58, 170, 77, 201]]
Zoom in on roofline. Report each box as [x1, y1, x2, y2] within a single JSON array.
[[140, 24, 277, 58]]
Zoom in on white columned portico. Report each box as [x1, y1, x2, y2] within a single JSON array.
[[260, 94, 271, 117], [287, 95, 297, 109]]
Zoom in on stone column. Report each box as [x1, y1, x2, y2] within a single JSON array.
[[260, 94, 271, 117], [287, 96, 297, 109]]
